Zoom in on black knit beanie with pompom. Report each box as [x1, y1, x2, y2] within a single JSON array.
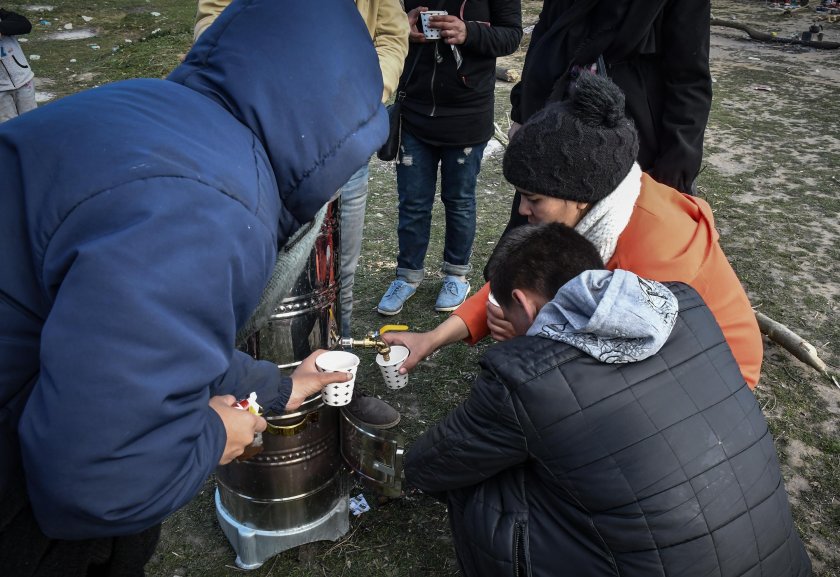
[[502, 73, 639, 204]]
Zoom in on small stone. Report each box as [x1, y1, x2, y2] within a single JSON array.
[[63, 23, 73, 30]]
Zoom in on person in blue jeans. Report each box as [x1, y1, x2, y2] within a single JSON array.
[[377, 0, 521, 315], [195, 0, 409, 339]]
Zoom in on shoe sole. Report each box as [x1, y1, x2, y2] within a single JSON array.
[[435, 283, 470, 312], [377, 289, 415, 316], [340, 408, 401, 430], [377, 305, 403, 316], [371, 414, 401, 429]]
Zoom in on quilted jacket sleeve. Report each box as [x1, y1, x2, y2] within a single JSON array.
[[404, 358, 528, 493]]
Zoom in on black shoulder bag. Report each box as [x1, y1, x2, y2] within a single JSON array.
[[376, 45, 424, 161]]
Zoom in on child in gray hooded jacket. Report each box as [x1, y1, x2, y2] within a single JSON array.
[[405, 223, 810, 577], [0, 8, 36, 122]]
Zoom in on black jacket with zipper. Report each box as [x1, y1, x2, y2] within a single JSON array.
[[400, 0, 522, 147], [0, 9, 32, 36], [405, 283, 811, 577], [508, 0, 711, 195]]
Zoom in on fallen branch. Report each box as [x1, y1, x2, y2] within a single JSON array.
[[711, 18, 840, 49], [756, 312, 828, 374], [496, 66, 521, 83], [493, 123, 509, 148]]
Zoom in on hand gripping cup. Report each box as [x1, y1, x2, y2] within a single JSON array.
[[315, 351, 360, 406], [420, 10, 448, 40], [376, 345, 410, 390]]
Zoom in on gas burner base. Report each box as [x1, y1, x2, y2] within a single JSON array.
[[215, 487, 349, 570]]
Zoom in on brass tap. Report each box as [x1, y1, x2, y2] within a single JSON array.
[[339, 334, 391, 361], [335, 324, 408, 362]]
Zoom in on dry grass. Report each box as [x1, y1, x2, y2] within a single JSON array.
[[11, 0, 838, 574]]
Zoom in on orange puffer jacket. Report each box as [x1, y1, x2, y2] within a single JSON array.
[[455, 174, 763, 388]]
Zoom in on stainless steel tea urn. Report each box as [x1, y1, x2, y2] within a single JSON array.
[[215, 199, 407, 570]]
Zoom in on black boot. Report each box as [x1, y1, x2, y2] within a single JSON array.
[[343, 390, 400, 429]]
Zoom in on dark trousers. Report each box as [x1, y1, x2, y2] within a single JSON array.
[[0, 480, 161, 577]]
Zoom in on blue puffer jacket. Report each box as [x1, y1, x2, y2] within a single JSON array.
[[0, 0, 386, 539], [406, 282, 811, 577]]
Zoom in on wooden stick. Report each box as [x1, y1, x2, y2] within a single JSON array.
[[493, 123, 509, 147], [711, 17, 840, 49], [495, 66, 521, 83], [755, 312, 828, 374]]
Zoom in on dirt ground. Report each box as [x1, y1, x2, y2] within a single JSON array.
[[9, 0, 839, 575]]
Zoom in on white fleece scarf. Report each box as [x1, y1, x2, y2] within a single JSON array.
[[574, 162, 642, 263]]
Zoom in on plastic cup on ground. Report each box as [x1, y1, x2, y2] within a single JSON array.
[[420, 10, 448, 40], [376, 345, 410, 390], [315, 351, 360, 407]]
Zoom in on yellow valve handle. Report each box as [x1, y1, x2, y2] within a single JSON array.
[[379, 324, 408, 334]]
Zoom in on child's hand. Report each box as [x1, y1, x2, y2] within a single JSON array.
[[487, 301, 516, 341], [209, 395, 267, 464]]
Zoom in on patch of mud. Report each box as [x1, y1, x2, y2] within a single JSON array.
[[806, 534, 840, 572], [46, 29, 96, 41], [34, 92, 54, 103], [483, 139, 504, 159], [815, 382, 840, 416], [785, 438, 823, 468], [784, 474, 811, 504]]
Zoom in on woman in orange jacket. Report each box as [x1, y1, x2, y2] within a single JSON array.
[[385, 73, 762, 388]]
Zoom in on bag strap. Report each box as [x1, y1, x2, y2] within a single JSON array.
[[395, 46, 423, 103]]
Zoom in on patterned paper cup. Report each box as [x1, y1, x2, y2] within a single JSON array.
[[420, 10, 447, 40], [376, 345, 410, 390], [316, 351, 360, 407]]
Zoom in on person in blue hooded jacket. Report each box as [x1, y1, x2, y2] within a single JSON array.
[[0, 0, 387, 574]]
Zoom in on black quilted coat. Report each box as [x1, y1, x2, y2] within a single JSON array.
[[405, 283, 811, 577]]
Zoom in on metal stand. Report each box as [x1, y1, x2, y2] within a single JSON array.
[[215, 484, 350, 570]]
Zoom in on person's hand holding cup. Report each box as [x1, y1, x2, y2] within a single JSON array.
[[419, 10, 449, 41], [487, 292, 516, 341], [313, 350, 360, 406], [376, 346, 410, 390], [427, 13, 466, 45], [287, 349, 354, 410], [407, 6, 429, 43]]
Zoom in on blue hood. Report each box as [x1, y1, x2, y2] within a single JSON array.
[[0, 0, 388, 541], [527, 270, 679, 363], [169, 0, 388, 230]]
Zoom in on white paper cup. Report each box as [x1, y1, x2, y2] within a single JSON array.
[[316, 351, 359, 406], [488, 292, 500, 307], [376, 345, 410, 390], [420, 10, 448, 40]]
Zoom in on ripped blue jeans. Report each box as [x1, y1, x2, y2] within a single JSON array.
[[395, 130, 486, 283]]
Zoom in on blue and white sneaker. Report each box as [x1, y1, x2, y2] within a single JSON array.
[[435, 276, 470, 312], [377, 279, 417, 316]]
